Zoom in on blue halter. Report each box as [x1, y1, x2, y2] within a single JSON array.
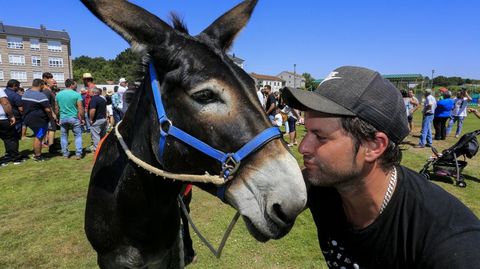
[[148, 63, 282, 200]]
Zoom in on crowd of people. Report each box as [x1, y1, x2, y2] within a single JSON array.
[[413, 86, 476, 148], [257, 84, 304, 147], [0, 72, 131, 165]]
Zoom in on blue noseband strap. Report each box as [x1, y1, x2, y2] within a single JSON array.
[[149, 63, 281, 199]]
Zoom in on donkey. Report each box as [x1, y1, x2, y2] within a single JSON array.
[[81, 0, 307, 268]]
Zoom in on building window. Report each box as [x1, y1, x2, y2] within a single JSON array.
[[48, 57, 64, 67], [0, 71, 4, 81], [7, 36, 24, 49], [10, 71, 27, 82], [33, 71, 43, 79], [9, 55, 26, 65], [47, 40, 62, 52], [32, 56, 41, 67], [0, 54, 2, 64], [52, 72, 65, 82], [30, 38, 40, 51]]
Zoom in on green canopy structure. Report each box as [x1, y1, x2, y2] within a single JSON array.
[[382, 74, 424, 89]]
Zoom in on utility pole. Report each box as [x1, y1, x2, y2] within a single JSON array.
[[431, 69, 435, 89], [293, 64, 296, 89]]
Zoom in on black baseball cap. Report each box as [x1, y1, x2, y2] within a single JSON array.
[[282, 66, 409, 143]]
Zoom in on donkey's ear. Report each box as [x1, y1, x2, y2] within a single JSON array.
[[199, 0, 258, 51], [80, 0, 175, 48]]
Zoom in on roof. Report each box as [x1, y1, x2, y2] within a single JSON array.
[[0, 23, 70, 41], [277, 71, 304, 79], [382, 74, 423, 80], [250, 72, 284, 82], [227, 54, 245, 64]]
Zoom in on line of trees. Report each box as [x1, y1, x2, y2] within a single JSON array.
[[72, 48, 140, 84], [73, 49, 478, 93], [432, 76, 479, 87]]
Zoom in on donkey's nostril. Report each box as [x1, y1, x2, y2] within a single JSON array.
[[272, 203, 293, 225]]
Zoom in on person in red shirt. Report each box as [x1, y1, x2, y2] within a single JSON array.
[[81, 73, 96, 133]]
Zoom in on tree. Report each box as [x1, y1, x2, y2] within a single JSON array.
[[302, 72, 316, 91], [72, 48, 141, 84]]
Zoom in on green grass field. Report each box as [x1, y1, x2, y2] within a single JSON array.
[[1, 112, 479, 269]]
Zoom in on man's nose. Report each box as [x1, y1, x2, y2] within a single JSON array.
[[298, 138, 308, 155]]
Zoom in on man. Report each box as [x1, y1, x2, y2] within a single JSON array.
[[416, 88, 436, 148], [22, 79, 56, 161], [89, 87, 108, 153], [55, 79, 84, 159], [2, 79, 24, 164], [41, 72, 58, 153], [257, 86, 265, 109], [112, 77, 127, 123], [283, 66, 480, 268], [406, 89, 419, 131], [0, 88, 17, 166], [81, 73, 96, 133], [263, 85, 277, 122]]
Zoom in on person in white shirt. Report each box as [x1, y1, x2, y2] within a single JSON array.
[[416, 88, 436, 148], [257, 86, 265, 109], [446, 88, 472, 138]]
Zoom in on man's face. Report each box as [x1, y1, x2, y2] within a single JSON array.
[[299, 111, 365, 187], [46, 78, 55, 87], [408, 90, 414, 97], [120, 82, 127, 87]]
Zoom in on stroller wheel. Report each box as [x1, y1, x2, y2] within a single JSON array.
[[422, 173, 430, 180], [456, 181, 467, 188]]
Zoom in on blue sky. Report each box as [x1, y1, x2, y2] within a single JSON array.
[[2, 0, 479, 79]]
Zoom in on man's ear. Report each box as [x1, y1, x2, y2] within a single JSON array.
[[363, 132, 389, 162]]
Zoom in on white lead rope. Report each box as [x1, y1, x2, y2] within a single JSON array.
[[114, 121, 226, 185], [114, 121, 241, 258]]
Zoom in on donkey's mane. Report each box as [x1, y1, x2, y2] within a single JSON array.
[[169, 12, 189, 34]]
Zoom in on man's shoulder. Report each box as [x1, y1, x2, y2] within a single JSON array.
[[399, 166, 479, 226], [23, 90, 46, 100]]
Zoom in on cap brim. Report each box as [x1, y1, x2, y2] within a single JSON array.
[[282, 87, 356, 116]]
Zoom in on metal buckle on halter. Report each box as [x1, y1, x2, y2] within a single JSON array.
[[159, 118, 172, 136], [221, 154, 240, 181]]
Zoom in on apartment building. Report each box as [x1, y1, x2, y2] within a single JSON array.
[[250, 72, 285, 92], [277, 71, 305, 89], [0, 22, 72, 88]]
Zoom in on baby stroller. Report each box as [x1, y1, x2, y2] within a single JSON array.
[[419, 129, 480, 188]]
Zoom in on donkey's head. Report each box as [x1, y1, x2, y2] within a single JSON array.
[[81, 0, 307, 241]]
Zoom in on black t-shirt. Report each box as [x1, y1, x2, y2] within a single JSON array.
[[41, 88, 56, 108], [308, 166, 480, 269], [89, 95, 107, 121], [4, 88, 23, 120], [22, 90, 50, 127], [265, 93, 277, 116]]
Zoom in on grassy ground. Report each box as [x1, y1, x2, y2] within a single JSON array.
[[0, 111, 479, 269]]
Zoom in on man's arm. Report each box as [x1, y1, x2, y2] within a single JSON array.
[[77, 100, 85, 124], [54, 99, 60, 116], [266, 103, 275, 115], [89, 107, 96, 125], [465, 91, 472, 101], [0, 97, 15, 125], [44, 106, 55, 122], [468, 108, 480, 119]]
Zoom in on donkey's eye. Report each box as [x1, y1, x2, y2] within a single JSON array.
[[191, 89, 218, 104]]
